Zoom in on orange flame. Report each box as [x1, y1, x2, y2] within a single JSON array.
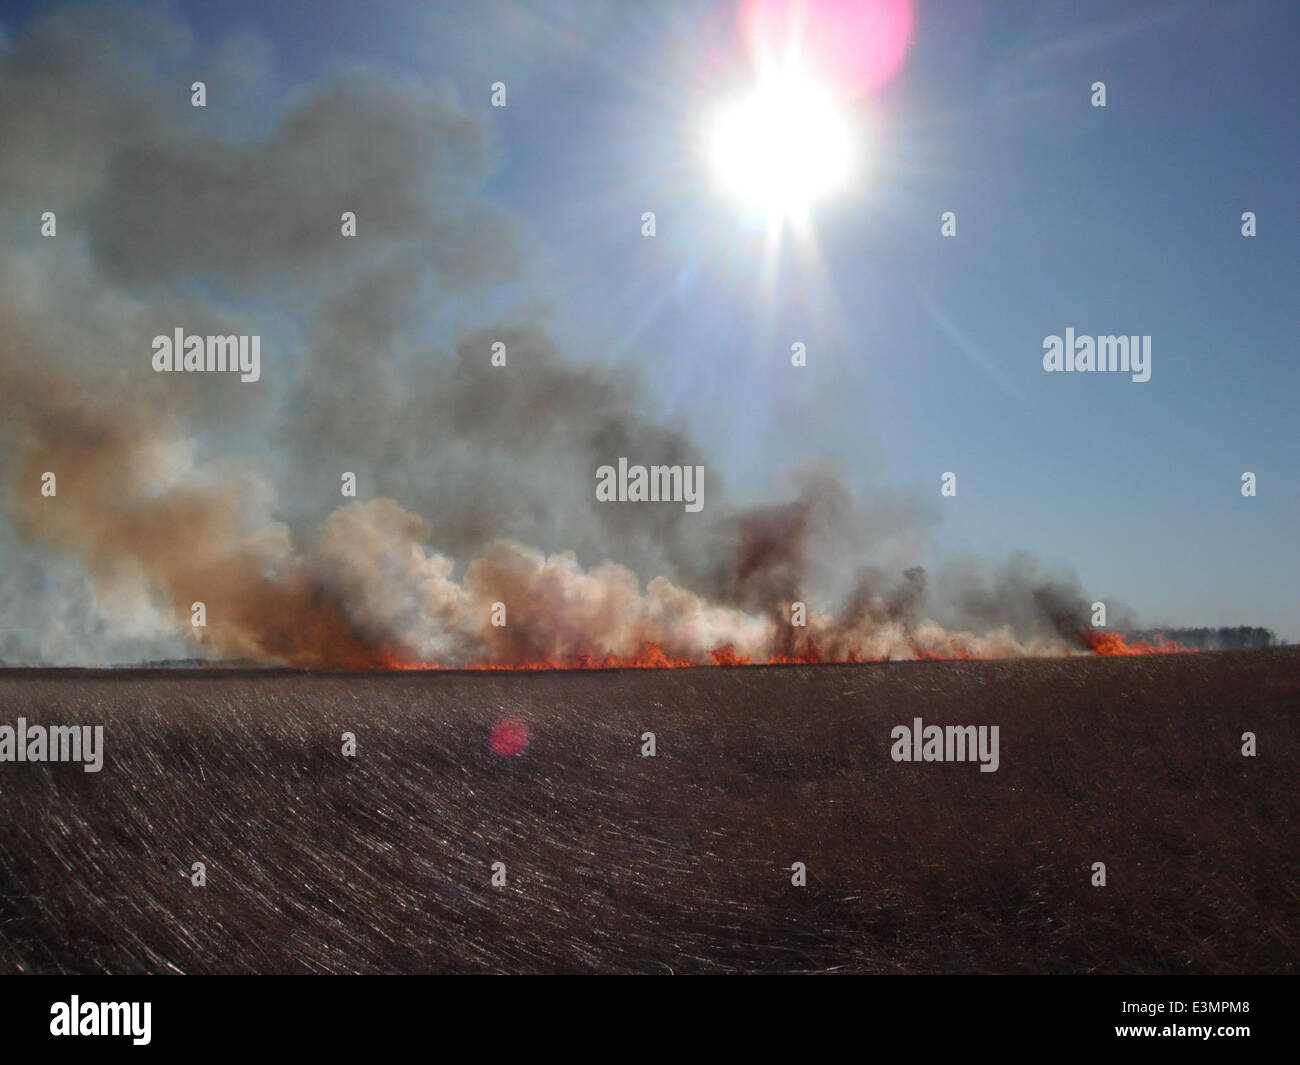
[[369, 631, 1192, 671], [1084, 631, 1189, 656]]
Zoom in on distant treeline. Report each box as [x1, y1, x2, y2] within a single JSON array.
[[1134, 626, 1280, 650]]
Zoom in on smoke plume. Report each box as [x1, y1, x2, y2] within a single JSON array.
[[0, 6, 1140, 667]]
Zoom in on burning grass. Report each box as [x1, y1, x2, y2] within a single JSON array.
[[372, 630, 1191, 671]]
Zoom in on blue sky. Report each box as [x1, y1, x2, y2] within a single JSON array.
[[7, 0, 1296, 640]]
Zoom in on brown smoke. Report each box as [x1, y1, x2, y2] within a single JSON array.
[[0, 312, 1128, 666], [0, 313, 1103, 668], [2, 322, 381, 667], [0, 5, 1162, 668]]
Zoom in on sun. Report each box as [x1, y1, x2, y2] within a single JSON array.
[[704, 68, 856, 222]]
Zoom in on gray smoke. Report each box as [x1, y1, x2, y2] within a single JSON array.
[[0, 5, 1118, 667]]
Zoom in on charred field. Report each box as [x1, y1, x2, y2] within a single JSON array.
[[0, 649, 1296, 974]]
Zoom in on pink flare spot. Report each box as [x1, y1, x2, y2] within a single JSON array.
[[490, 717, 530, 757], [739, 0, 914, 95]]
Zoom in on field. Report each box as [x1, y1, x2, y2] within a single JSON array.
[[1, 650, 1296, 973]]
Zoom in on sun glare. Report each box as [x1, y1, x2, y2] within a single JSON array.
[[705, 69, 856, 221]]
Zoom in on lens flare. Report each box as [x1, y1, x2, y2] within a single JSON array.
[[739, 0, 913, 97], [489, 717, 531, 757]]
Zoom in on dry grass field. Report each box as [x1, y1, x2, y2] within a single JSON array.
[[1, 650, 1295, 973]]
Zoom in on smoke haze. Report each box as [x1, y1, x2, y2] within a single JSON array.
[[0, 6, 1148, 667]]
